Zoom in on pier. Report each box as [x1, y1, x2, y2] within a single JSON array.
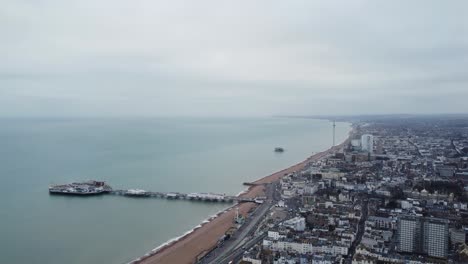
[[109, 189, 260, 204], [48, 181, 263, 204]]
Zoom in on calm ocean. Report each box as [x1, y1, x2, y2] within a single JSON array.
[[0, 117, 350, 264]]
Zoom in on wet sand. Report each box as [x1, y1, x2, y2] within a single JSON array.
[[137, 134, 351, 264]]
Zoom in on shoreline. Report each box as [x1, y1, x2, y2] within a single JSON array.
[[134, 127, 354, 264], [129, 205, 238, 263]]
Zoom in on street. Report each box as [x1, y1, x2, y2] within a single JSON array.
[[198, 183, 278, 264], [344, 198, 369, 264]]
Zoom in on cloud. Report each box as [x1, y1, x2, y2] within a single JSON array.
[[1, 0, 468, 116]]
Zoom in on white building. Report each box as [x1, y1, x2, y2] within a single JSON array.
[[401, 200, 413, 210], [242, 256, 262, 264], [263, 239, 348, 256], [282, 188, 295, 198], [273, 256, 298, 264], [282, 217, 306, 231], [351, 139, 361, 148], [277, 200, 286, 207], [361, 134, 374, 153], [304, 184, 319, 195], [268, 230, 286, 240]]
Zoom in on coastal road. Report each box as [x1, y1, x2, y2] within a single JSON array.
[[203, 202, 272, 264], [217, 232, 267, 264], [200, 184, 276, 264]]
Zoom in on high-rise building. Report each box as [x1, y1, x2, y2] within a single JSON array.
[[397, 215, 422, 253], [397, 215, 449, 259], [423, 218, 449, 258], [361, 134, 374, 153]]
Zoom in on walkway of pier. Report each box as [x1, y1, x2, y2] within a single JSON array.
[[109, 190, 261, 204]]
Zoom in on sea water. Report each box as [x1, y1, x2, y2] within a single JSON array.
[[0, 117, 350, 264]]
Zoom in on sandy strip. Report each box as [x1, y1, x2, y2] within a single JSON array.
[[137, 202, 257, 264], [137, 132, 352, 264]]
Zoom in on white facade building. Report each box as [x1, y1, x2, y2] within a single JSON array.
[[263, 239, 348, 256], [268, 230, 286, 240], [351, 139, 361, 148], [282, 217, 306, 231], [401, 200, 413, 210], [361, 134, 374, 153], [242, 256, 262, 264]]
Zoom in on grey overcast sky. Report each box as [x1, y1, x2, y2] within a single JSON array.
[[1, 0, 467, 117]]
